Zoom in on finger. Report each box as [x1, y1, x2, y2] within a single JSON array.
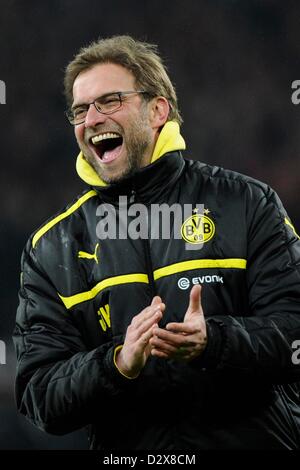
[[188, 285, 202, 312], [151, 346, 192, 361], [152, 327, 192, 347], [166, 322, 196, 334], [151, 296, 162, 306], [133, 320, 164, 354], [150, 297, 166, 315], [132, 310, 163, 338], [138, 323, 160, 348], [149, 336, 178, 354], [151, 348, 170, 358], [132, 304, 162, 329]]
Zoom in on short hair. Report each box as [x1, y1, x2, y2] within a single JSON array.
[[64, 35, 182, 125]]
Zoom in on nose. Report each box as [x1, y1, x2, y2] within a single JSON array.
[[84, 103, 108, 128]]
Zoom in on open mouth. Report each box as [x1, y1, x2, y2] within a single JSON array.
[[89, 132, 123, 163]]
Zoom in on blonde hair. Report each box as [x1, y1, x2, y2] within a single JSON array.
[[64, 35, 182, 125]]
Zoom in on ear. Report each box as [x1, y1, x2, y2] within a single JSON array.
[[148, 96, 170, 130]]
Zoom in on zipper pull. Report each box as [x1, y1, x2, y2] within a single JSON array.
[[129, 189, 136, 203]]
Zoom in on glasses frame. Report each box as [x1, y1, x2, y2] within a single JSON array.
[[65, 90, 148, 125]]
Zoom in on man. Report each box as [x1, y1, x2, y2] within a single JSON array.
[[14, 35, 300, 450]]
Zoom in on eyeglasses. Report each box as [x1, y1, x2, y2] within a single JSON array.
[[66, 90, 148, 125]]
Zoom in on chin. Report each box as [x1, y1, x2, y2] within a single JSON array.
[[101, 172, 129, 184]]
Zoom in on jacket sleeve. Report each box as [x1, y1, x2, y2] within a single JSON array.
[[202, 183, 300, 383], [13, 241, 131, 435]]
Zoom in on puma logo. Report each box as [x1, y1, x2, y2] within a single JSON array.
[[78, 243, 99, 264]]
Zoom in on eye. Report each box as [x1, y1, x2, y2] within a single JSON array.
[[95, 94, 121, 113], [102, 94, 119, 104], [73, 106, 87, 117]]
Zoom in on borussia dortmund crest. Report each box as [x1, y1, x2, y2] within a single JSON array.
[[181, 209, 215, 245]]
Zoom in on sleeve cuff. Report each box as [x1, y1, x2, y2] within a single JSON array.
[[113, 345, 140, 380], [190, 319, 226, 370]]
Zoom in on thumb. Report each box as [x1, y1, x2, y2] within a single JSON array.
[[151, 295, 162, 307], [188, 285, 202, 312]]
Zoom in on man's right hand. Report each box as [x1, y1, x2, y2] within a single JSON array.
[[115, 296, 165, 378]]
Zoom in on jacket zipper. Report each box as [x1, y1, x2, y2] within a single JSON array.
[[130, 189, 156, 296]]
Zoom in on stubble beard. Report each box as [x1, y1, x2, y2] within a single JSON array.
[[82, 113, 153, 184]]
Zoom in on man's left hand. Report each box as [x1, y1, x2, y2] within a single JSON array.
[[150, 285, 207, 362]]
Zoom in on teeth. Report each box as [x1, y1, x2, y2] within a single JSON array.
[[91, 132, 120, 145]]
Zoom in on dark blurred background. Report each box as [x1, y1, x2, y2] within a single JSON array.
[[0, 0, 300, 449]]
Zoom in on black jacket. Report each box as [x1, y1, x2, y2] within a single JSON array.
[[14, 130, 300, 449]]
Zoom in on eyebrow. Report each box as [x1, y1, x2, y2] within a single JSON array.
[[71, 91, 120, 110]]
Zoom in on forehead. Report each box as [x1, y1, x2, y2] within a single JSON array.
[[72, 63, 135, 104]]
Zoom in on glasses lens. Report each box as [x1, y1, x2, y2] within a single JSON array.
[[66, 92, 131, 124], [95, 93, 121, 114], [71, 107, 88, 125]]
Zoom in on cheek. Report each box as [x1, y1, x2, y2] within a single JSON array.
[[74, 125, 85, 144]]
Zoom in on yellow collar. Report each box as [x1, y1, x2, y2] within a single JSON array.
[[76, 120, 186, 187]]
